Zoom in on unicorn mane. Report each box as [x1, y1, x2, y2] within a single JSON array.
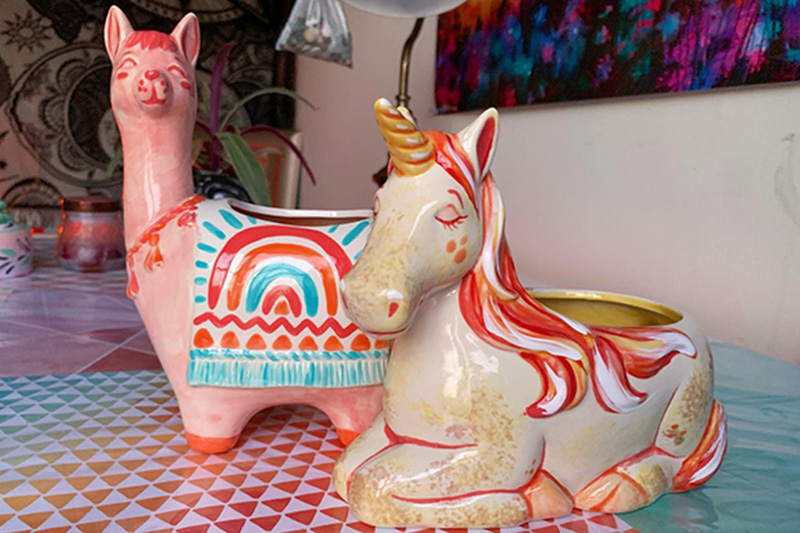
[[459, 176, 593, 417], [458, 176, 697, 417]]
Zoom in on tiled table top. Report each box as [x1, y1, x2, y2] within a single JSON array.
[[3, 237, 797, 533], [0, 237, 636, 533], [0, 237, 159, 377]]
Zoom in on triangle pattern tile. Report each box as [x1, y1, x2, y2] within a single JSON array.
[[0, 371, 636, 533]]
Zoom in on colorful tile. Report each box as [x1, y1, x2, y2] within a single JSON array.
[[75, 328, 146, 346], [123, 331, 156, 355], [0, 335, 116, 377], [0, 371, 633, 533], [82, 348, 162, 373]]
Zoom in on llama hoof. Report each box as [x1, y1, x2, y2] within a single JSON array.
[[186, 432, 240, 454], [336, 427, 360, 446], [575, 473, 646, 513]]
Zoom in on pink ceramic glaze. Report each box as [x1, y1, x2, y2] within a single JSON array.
[[105, 6, 385, 454], [333, 100, 726, 527]]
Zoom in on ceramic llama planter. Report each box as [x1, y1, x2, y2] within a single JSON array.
[[105, 7, 386, 454], [333, 100, 727, 527]]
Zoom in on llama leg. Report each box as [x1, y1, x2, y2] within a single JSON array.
[[332, 413, 393, 501], [312, 384, 384, 446], [347, 443, 537, 527], [177, 390, 256, 454]]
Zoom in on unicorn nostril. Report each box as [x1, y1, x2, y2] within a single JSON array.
[[144, 70, 160, 80], [388, 302, 399, 318]]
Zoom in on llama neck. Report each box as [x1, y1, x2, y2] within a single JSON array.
[[120, 116, 194, 248]]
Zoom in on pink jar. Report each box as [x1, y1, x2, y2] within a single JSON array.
[[56, 196, 125, 272]]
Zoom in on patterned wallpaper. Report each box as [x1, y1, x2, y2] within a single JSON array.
[[0, 0, 293, 229]]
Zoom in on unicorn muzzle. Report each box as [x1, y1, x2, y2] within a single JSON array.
[[341, 272, 417, 338]]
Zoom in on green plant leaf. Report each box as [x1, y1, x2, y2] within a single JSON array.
[[220, 88, 316, 131], [218, 131, 271, 206], [197, 81, 212, 121], [105, 145, 123, 177]]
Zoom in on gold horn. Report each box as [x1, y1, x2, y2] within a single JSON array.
[[374, 98, 434, 177]]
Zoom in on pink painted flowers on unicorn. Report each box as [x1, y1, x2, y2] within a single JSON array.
[[334, 99, 726, 527]]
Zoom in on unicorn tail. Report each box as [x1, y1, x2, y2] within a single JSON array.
[[672, 400, 728, 492]]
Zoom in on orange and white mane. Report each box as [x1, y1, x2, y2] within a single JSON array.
[[457, 173, 697, 418]]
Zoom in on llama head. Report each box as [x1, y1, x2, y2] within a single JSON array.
[[341, 98, 499, 337], [105, 6, 199, 121]]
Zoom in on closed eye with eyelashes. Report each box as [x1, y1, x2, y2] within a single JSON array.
[[435, 204, 467, 229]]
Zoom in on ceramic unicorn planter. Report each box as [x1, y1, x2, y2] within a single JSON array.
[[105, 7, 386, 453], [333, 100, 727, 527]]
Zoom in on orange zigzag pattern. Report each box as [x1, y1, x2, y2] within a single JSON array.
[[193, 313, 360, 338]]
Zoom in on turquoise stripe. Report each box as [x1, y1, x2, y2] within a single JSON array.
[[197, 243, 216, 253], [246, 264, 319, 316], [246, 216, 258, 225], [219, 210, 243, 229], [194, 277, 207, 285], [195, 260, 209, 269], [327, 225, 339, 234], [195, 296, 207, 304], [186, 351, 389, 388], [203, 221, 226, 240], [342, 221, 369, 245], [354, 250, 362, 261]]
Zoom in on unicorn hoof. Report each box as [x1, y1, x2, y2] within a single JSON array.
[[186, 432, 239, 454], [575, 473, 646, 513], [336, 427, 360, 446]]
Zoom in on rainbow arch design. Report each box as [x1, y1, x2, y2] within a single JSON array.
[[189, 201, 385, 389], [207, 225, 353, 317]]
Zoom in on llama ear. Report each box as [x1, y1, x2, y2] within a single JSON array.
[[104, 6, 134, 60], [171, 13, 200, 66], [457, 108, 499, 181]]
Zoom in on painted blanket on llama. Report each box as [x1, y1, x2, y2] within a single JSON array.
[[188, 199, 388, 388]]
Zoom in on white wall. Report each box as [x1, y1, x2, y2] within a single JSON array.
[[296, 6, 800, 364]]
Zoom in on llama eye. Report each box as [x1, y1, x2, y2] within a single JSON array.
[[119, 58, 137, 69], [435, 204, 467, 230], [168, 66, 188, 79]]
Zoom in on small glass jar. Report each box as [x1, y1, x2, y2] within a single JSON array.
[[56, 196, 125, 272]]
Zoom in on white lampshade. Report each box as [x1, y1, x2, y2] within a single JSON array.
[[339, 0, 467, 18]]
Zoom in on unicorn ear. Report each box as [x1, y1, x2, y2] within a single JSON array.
[[457, 108, 499, 181], [104, 6, 134, 60], [171, 13, 200, 66]]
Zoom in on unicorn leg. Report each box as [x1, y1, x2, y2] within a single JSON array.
[[332, 413, 392, 500], [352, 488, 529, 528], [576, 364, 724, 513], [573, 451, 675, 513], [347, 442, 541, 527]]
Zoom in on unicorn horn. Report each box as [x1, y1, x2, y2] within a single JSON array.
[[374, 98, 434, 177]]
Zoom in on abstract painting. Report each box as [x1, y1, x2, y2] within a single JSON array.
[[436, 0, 800, 112]]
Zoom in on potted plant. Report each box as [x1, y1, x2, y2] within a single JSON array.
[[192, 42, 317, 206], [107, 43, 317, 206]]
